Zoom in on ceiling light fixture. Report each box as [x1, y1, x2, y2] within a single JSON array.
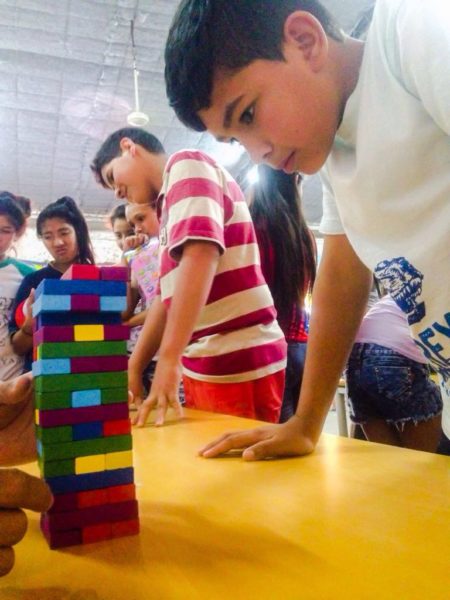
[[127, 19, 149, 127]]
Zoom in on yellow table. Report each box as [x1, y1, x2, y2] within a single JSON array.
[[1, 409, 449, 600]]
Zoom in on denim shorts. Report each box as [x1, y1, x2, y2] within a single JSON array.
[[345, 343, 442, 428]]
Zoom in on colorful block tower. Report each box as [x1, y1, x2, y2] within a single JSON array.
[[32, 264, 139, 548]]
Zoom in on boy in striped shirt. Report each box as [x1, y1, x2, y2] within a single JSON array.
[[91, 128, 286, 426]]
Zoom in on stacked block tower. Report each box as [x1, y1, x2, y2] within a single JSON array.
[[32, 264, 139, 548]]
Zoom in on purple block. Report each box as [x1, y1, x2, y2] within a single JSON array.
[[34, 326, 74, 344], [40, 515, 82, 548], [39, 402, 129, 427], [43, 500, 139, 531], [70, 355, 128, 374], [103, 325, 129, 341], [100, 266, 129, 281], [71, 294, 100, 311]]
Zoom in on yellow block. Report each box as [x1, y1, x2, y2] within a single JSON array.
[[105, 450, 133, 470], [74, 324, 104, 342], [75, 454, 105, 475], [35, 409, 40, 425], [36, 346, 42, 360]]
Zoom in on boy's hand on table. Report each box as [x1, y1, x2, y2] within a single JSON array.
[[132, 359, 183, 427], [0, 469, 52, 577], [198, 416, 316, 461]]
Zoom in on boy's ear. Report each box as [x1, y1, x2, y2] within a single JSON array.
[[283, 11, 328, 70], [119, 137, 137, 157]]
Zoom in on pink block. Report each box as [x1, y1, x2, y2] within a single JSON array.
[[71, 294, 100, 311], [62, 265, 100, 280], [39, 402, 129, 427], [70, 355, 128, 374], [100, 266, 129, 281], [103, 325, 129, 341], [34, 326, 74, 344]]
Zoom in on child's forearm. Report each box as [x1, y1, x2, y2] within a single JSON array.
[[158, 241, 220, 364], [125, 309, 148, 328], [11, 328, 33, 356], [129, 296, 166, 373]]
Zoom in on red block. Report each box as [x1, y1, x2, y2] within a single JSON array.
[[39, 402, 128, 427], [49, 491, 79, 513], [108, 484, 136, 504], [100, 266, 129, 281], [70, 355, 128, 374], [34, 326, 74, 344], [71, 294, 100, 311], [103, 324, 129, 341], [77, 488, 109, 509], [45, 500, 139, 532], [111, 518, 140, 538], [103, 419, 132, 437], [62, 265, 100, 280], [41, 515, 82, 549], [82, 522, 112, 544]]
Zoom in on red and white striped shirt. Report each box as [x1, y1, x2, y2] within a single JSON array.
[[157, 150, 287, 383]]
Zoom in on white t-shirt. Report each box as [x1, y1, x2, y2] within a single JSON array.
[[319, 0, 450, 435], [0, 258, 34, 380]]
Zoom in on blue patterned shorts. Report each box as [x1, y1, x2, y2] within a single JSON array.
[[345, 343, 442, 427]]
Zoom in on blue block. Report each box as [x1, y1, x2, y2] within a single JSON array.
[[100, 296, 127, 312], [72, 389, 101, 408], [37, 439, 42, 456], [33, 294, 71, 317], [72, 421, 103, 441], [45, 467, 134, 494], [36, 312, 121, 327], [35, 279, 126, 298], [32, 358, 71, 376]]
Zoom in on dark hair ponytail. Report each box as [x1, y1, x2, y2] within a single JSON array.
[[0, 191, 27, 233], [36, 196, 95, 264], [250, 166, 316, 325]]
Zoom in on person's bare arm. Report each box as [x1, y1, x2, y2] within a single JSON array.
[[11, 291, 34, 356], [199, 234, 372, 459]]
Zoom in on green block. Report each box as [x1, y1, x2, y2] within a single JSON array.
[[36, 425, 72, 443], [35, 371, 128, 393], [38, 434, 132, 461], [35, 391, 72, 410], [101, 387, 128, 404], [38, 340, 127, 359], [38, 458, 75, 478]]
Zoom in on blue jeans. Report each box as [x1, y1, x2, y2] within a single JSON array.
[[279, 342, 307, 423], [346, 343, 442, 428]]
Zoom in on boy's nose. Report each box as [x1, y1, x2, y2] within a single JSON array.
[[115, 186, 126, 200], [243, 137, 273, 165]]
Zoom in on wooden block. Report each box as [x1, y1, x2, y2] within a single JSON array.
[[38, 340, 127, 359], [62, 264, 100, 280], [48, 484, 136, 513], [100, 296, 127, 312], [103, 324, 129, 341], [32, 358, 70, 376], [70, 355, 128, 374], [36, 312, 121, 327], [77, 488, 109, 509], [82, 522, 112, 544], [36, 425, 72, 443], [45, 467, 134, 494], [75, 454, 106, 475], [35, 391, 72, 410], [72, 389, 101, 408], [74, 324, 104, 342], [40, 517, 82, 549], [49, 491, 79, 513], [105, 450, 133, 470], [71, 294, 100, 311], [39, 434, 132, 461], [72, 421, 103, 441], [32, 294, 70, 317], [111, 518, 140, 538], [34, 326, 74, 344], [39, 402, 128, 427], [35, 370, 127, 393], [107, 484, 136, 504], [103, 419, 131, 437], [35, 278, 126, 297], [38, 458, 75, 478], [100, 266, 129, 281], [101, 387, 128, 404], [44, 500, 139, 532]]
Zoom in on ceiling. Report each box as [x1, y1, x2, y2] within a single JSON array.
[[0, 0, 373, 227]]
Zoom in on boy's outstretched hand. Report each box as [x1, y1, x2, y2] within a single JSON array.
[[132, 358, 183, 427], [198, 416, 316, 461]]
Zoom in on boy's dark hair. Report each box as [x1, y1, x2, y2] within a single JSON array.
[[90, 127, 166, 187], [0, 191, 27, 232], [109, 203, 127, 227], [165, 0, 343, 131], [249, 166, 316, 327], [36, 196, 95, 265]]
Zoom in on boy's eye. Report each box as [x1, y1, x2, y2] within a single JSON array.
[[239, 104, 254, 126], [229, 137, 240, 145]]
